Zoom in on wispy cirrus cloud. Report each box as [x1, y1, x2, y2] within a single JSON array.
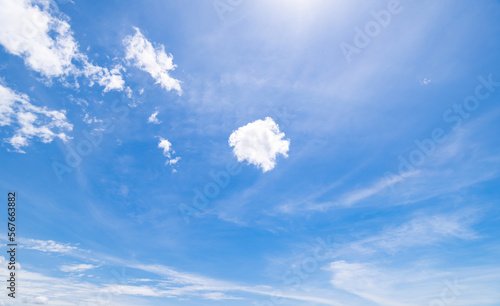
[[342, 210, 479, 256], [120, 263, 341, 304], [278, 111, 500, 216], [6, 228, 493, 306], [0, 246, 343, 305], [317, 209, 489, 305], [326, 260, 500, 306], [60, 263, 98, 273], [123, 27, 182, 94], [20, 238, 81, 254]]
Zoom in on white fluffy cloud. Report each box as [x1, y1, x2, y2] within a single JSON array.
[[148, 110, 161, 124], [0, 83, 72, 153], [158, 137, 181, 168], [0, 0, 77, 77], [229, 117, 290, 172], [158, 138, 172, 155], [0, 0, 124, 91], [123, 27, 181, 94]]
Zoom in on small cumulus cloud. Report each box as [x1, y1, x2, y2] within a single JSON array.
[[229, 117, 290, 172], [158, 137, 181, 171], [148, 110, 161, 124]]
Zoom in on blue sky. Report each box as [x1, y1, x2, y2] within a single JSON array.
[[1, 0, 500, 305]]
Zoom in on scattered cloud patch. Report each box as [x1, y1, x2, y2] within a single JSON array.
[[0, 83, 73, 153], [168, 156, 180, 165], [84, 63, 126, 92], [229, 117, 290, 172], [148, 110, 161, 124], [158, 137, 181, 170], [123, 27, 181, 94], [82, 113, 103, 124], [68, 95, 88, 108], [0, 0, 125, 92]]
